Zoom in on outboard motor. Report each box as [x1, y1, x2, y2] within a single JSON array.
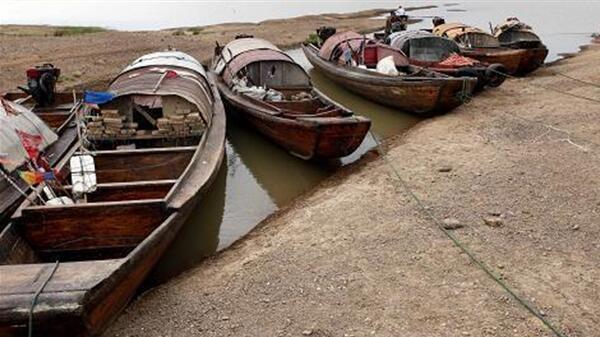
[[18, 63, 60, 107], [317, 26, 337, 43]]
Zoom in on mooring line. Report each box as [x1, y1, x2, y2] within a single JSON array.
[[29, 260, 60, 337], [368, 131, 568, 337], [544, 66, 600, 89], [488, 67, 600, 105]]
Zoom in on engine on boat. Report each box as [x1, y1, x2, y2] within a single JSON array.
[[18, 63, 60, 107]]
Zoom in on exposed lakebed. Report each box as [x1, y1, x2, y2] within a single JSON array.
[[137, 1, 599, 283]]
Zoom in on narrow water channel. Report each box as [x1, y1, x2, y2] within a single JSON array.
[[146, 2, 599, 284]]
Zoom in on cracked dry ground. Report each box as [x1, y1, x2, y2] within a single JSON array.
[[102, 45, 600, 336]]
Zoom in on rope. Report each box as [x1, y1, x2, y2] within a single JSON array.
[[544, 67, 600, 89], [368, 131, 568, 337], [456, 77, 472, 103], [487, 67, 600, 105], [28, 260, 60, 337]]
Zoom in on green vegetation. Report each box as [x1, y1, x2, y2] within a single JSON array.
[[53, 26, 107, 37], [304, 33, 322, 46], [188, 27, 204, 35]]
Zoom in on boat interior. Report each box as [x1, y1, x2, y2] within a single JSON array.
[[233, 60, 348, 118], [0, 93, 207, 265], [326, 41, 449, 79], [2, 92, 79, 130], [497, 30, 543, 48], [399, 37, 462, 63], [455, 32, 501, 49]]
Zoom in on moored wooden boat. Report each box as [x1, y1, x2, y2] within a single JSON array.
[[493, 17, 548, 74], [0, 92, 80, 227], [385, 30, 507, 89], [302, 31, 477, 116], [212, 37, 370, 159], [432, 22, 542, 75], [0, 51, 226, 336]]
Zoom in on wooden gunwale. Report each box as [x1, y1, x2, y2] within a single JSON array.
[[302, 43, 476, 115], [216, 75, 369, 159], [0, 57, 227, 336]]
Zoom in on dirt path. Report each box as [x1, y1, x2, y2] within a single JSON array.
[[102, 43, 600, 336]]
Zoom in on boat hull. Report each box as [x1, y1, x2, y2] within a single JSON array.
[[0, 62, 227, 336], [460, 46, 547, 75], [216, 79, 370, 160], [302, 44, 476, 116]]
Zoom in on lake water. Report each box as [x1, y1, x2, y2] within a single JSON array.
[[3, 1, 596, 282]]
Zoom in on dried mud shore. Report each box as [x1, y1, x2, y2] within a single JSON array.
[[0, 7, 409, 92], [2, 9, 599, 337], [106, 45, 600, 337]]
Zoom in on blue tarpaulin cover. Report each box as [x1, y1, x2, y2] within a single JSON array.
[[84, 91, 115, 104]]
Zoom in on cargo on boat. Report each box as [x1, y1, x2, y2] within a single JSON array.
[[493, 17, 548, 74], [212, 36, 370, 160], [0, 65, 80, 227], [432, 22, 544, 75], [302, 30, 477, 116], [0, 51, 226, 337], [384, 30, 507, 90]]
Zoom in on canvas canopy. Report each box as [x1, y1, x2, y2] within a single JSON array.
[[388, 30, 460, 62], [318, 31, 364, 61], [0, 98, 58, 172], [214, 38, 282, 74], [433, 23, 500, 48], [119, 51, 207, 79], [218, 38, 310, 87], [493, 19, 541, 45], [109, 52, 213, 124]]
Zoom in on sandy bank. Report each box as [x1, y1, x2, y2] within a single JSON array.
[[104, 42, 600, 337], [0, 7, 417, 92]]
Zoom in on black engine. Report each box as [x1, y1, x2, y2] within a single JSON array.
[[18, 63, 60, 107], [317, 26, 337, 43]]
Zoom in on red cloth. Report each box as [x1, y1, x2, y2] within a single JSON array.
[[16, 129, 43, 160], [438, 53, 477, 67]]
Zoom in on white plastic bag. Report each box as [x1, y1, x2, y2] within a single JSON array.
[[376, 56, 399, 76]]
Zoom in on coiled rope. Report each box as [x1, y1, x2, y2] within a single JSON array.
[[368, 131, 568, 337]]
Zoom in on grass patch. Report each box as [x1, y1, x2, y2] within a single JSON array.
[[53, 26, 107, 37]]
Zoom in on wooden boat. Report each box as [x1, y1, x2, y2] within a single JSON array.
[[0, 92, 80, 227], [432, 22, 542, 75], [212, 37, 371, 160], [302, 31, 477, 116], [0, 51, 226, 336], [493, 18, 548, 74], [384, 30, 507, 89]]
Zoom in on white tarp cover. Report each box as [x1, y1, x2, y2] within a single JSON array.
[[119, 51, 207, 79], [0, 99, 58, 172]]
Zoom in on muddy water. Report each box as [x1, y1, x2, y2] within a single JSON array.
[[149, 48, 420, 284], [130, 2, 600, 283]]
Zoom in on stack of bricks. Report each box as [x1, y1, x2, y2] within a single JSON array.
[[85, 109, 138, 138], [153, 109, 205, 136]]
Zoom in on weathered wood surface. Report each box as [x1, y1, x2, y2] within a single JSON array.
[[302, 44, 477, 116], [20, 199, 166, 252], [0, 57, 227, 336], [91, 148, 195, 183], [0, 93, 79, 229], [217, 80, 370, 159], [459, 47, 540, 75]]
